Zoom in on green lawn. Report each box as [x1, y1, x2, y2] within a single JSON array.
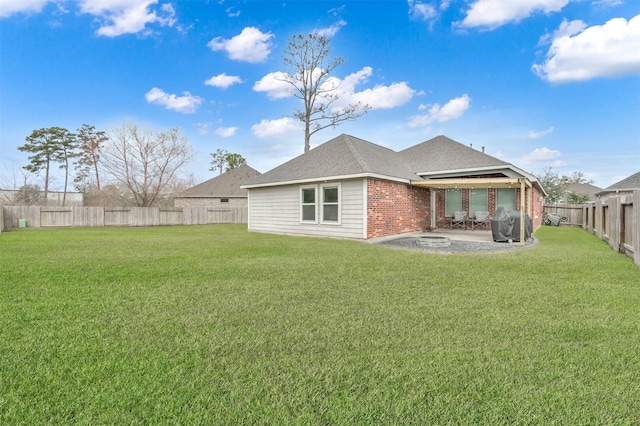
[[1, 225, 639, 424]]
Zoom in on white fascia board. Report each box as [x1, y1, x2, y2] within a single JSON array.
[[241, 173, 411, 189]]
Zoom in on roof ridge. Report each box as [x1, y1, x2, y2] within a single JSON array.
[[342, 135, 373, 172]]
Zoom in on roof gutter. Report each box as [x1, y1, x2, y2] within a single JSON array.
[[241, 172, 412, 189]]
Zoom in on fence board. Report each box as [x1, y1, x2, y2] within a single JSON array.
[[40, 207, 73, 227], [159, 208, 183, 226], [104, 208, 131, 226], [2, 205, 247, 230], [73, 206, 104, 227], [543, 203, 585, 226]]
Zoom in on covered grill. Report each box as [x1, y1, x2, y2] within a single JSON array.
[[491, 207, 532, 242]]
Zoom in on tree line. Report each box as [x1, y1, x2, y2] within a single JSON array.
[[9, 121, 247, 207]]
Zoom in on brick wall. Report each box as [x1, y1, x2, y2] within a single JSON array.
[[367, 178, 430, 239], [434, 187, 544, 230]]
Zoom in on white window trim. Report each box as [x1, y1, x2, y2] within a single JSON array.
[[300, 185, 318, 224], [320, 183, 341, 225]]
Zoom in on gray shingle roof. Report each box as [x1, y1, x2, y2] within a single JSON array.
[[244, 134, 537, 188], [245, 134, 419, 186], [176, 164, 261, 198], [566, 182, 602, 200], [599, 171, 640, 193], [399, 135, 509, 173]]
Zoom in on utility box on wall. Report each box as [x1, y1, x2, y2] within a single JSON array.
[[18, 219, 26, 228]]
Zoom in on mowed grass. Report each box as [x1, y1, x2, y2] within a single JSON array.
[[1, 225, 639, 424]]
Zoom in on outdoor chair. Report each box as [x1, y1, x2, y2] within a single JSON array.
[[450, 211, 467, 229], [471, 210, 490, 230]]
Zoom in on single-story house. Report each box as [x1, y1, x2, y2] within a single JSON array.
[[595, 172, 640, 200], [174, 164, 261, 208], [242, 134, 546, 240], [566, 182, 602, 202]]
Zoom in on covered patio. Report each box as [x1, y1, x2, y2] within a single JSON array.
[[411, 177, 538, 245]]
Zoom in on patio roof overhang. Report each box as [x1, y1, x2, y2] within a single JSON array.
[[411, 177, 533, 245], [410, 177, 532, 189]]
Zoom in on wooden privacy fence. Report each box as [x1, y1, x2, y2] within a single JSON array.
[[1, 206, 247, 230], [545, 192, 639, 267], [543, 203, 585, 226], [584, 190, 640, 267]]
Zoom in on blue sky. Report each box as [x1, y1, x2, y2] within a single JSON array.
[[1, 0, 639, 190]]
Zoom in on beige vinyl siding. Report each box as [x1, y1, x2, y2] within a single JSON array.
[[247, 178, 366, 239]]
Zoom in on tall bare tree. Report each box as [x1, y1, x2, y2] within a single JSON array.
[[100, 121, 194, 207], [279, 33, 370, 153], [0, 163, 33, 205]]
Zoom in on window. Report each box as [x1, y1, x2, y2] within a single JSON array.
[[220, 198, 229, 203], [301, 187, 316, 222], [470, 188, 488, 216], [445, 189, 462, 216], [322, 185, 340, 223], [497, 188, 516, 211]]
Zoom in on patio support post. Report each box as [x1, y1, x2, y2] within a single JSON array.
[[520, 179, 526, 244]]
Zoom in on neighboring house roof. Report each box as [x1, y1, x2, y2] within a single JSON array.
[[596, 171, 640, 195], [243, 134, 543, 192], [176, 164, 261, 198], [566, 182, 602, 201]]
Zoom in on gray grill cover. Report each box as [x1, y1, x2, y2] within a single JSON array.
[[491, 207, 532, 242]]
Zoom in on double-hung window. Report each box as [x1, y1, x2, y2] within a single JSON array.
[[321, 184, 340, 223], [301, 186, 317, 222], [300, 184, 341, 224]]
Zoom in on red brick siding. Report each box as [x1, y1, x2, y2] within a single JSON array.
[[367, 178, 430, 239], [434, 187, 544, 230]]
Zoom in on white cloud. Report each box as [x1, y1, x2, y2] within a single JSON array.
[[314, 20, 346, 38], [78, 0, 176, 37], [533, 15, 640, 82], [522, 147, 562, 162], [407, 0, 438, 21], [0, 0, 50, 17], [458, 0, 569, 29], [215, 127, 237, 137], [334, 67, 415, 109], [208, 27, 274, 63], [352, 82, 416, 109], [254, 66, 415, 110], [409, 94, 471, 127], [145, 87, 202, 114], [253, 72, 292, 99], [251, 117, 301, 139], [204, 73, 242, 89], [527, 126, 554, 139]]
